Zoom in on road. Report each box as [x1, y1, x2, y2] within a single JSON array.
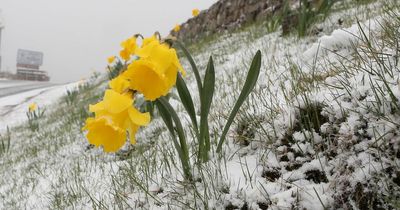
[[0, 80, 55, 98]]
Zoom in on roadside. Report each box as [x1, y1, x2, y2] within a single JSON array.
[[0, 81, 80, 132], [0, 80, 55, 98]]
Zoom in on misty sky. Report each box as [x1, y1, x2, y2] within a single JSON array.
[[0, 0, 217, 83]]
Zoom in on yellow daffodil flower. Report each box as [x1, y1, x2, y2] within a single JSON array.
[[109, 75, 130, 94], [174, 24, 181, 32], [141, 35, 158, 48], [192, 9, 200, 17], [119, 36, 138, 61], [90, 90, 150, 128], [123, 38, 185, 101], [83, 89, 150, 152], [29, 103, 37, 112], [84, 117, 127, 152], [83, 32, 189, 152], [123, 60, 173, 101], [119, 49, 130, 61], [108, 56, 116, 64]]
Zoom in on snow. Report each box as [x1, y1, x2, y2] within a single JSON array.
[[0, 81, 81, 132]]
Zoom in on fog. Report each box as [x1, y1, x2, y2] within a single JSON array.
[[0, 0, 217, 83]]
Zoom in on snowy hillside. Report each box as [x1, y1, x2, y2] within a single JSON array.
[[0, 0, 399, 209]]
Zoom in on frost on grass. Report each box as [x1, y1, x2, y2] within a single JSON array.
[[1, 1, 400, 209]]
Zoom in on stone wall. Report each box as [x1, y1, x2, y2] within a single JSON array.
[[171, 0, 289, 42]]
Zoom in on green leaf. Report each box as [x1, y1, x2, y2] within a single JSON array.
[[216, 51, 262, 153], [176, 73, 199, 132], [199, 57, 215, 162], [174, 41, 203, 98], [155, 100, 174, 136], [156, 97, 192, 180], [155, 100, 184, 169]]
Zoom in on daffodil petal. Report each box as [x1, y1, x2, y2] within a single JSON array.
[[149, 44, 174, 72], [127, 124, 139, 144], [85, 117, 127, 152], [109, 76, 130, 94], [124, 61, 169, 101], [136, 41, 157, 59], [128, 107, 150, 126], [89, 101, 105, 113], [103, 90, 133, 114], [172, 51, 186, 76], [141, 35, 158, 47], [82, 117, 95, 131], [164, 65, 178, 89]]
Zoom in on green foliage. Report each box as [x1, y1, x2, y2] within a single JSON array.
[[216, 51, 261, 152], [27, 107, 46, 132], [175, 41, 203, 94], [199, 57, 215, 162], [176, 74, 198, 131], [152, 41, 261, 181], [107, 60, 125, 80], [155, 97, 192, 180], [280, 0, 335, 37], [0, 127, 11, 157], [65, 88, 79, 106], [297, 0, 335, 37], [265, 14, 283, 33]]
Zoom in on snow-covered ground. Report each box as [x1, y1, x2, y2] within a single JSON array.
[[0, 1, 399, 209], [0, 81, 81, 132]]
